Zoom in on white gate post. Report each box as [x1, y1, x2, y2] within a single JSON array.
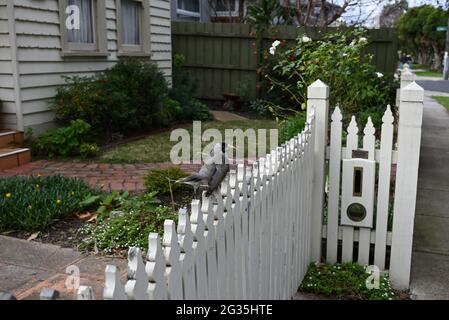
[[390, 82, 424, 290], [396, 68, 415, 107], [306, 79, 329, 262]]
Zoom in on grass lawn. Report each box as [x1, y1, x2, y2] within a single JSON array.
[[414, 71, 442, 77], [98, 119, 279, 163], [432, 96, 449, 110]]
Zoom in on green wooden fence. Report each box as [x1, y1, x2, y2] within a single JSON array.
[[171, 22, 399, 101]]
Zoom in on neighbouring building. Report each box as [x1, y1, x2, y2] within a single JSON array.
[[0, 0, 173, 133]]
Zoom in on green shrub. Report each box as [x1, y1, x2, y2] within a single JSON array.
[[0, 175, 99, 231], [32, 119, 98, 159], [170, 54, 214, 121], [279, 113, 306, 143], [262, 29, 399, 130], [190, 99, 214, 121], [300, 262, 396, 300], [51, 59, 170, 138], [80, 192, 176, 254], [144, 167, 190, 196]]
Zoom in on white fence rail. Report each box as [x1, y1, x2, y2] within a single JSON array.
[[77, 75, 423, 299]]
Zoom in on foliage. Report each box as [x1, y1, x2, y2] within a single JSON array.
[[396, 5, 448, 70], [261, 28, 398, 129], [300, 263, 396, 300], [32, 119, 99, 159], [144, 167, 190, 196], [432, 96, 449, 111], [170, 54, 214, 121], [246, 0, 291, 33], [51, 59, 170, 139], [279, 113, 306, 142], [80, 192, 176, 254], [0, 175, 99, 231]]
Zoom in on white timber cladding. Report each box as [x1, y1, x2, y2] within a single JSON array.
[[0, 0, 172, 131]]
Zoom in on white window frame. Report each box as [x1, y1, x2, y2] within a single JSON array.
[[116, 0, 151, 56], [59, 0, 108, 57], [176, 0, 201, 20], [215, 0, 239, 17]]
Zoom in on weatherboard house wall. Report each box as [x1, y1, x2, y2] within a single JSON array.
[[0, 0, 172, 133]]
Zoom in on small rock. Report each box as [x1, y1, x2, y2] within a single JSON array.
[[0, 292, 16, 300], [40, 288, 60, 300]]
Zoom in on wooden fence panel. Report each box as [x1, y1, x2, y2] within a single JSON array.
[[172, 22, 398, 101]]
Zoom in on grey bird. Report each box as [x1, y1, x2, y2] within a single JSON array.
[[177, 142, 232, 198]]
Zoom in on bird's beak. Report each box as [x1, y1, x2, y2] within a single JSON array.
[[228, 144, 236, 150]]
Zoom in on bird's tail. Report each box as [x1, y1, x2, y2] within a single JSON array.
[[176, 174, 203, 184]]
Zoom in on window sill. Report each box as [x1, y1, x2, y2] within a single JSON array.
[[117, 51, 152, 58], [60, 51, 110, 58]]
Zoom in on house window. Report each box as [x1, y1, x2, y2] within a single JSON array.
[[60, 0, 108, 56], [214, 0, 239, 17], [177, 0, 200, 21], [117, 0, 150, 55]]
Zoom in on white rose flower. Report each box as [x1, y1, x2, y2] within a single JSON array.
[[269, 40, 281, 55], [376, 72, 383, 78], [301, 36, 311, 43]]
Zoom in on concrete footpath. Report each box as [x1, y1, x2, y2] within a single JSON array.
[[409, 95, 449, 300], [0, 235, 126, 300]]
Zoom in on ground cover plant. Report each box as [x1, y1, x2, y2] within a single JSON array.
[[432, 96, 449, 111], [0, 175, 99, 232], [299, 262, 396, 300]]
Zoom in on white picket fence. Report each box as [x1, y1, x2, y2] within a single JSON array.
[[77, 99, 317, 300], [77, 75, 423, 299]]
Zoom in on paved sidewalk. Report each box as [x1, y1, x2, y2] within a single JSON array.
[[410, 96, 449, 300], [0, 161, 201, 192], [0, 235, 127, 300]]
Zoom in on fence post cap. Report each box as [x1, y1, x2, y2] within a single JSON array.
[[401, 81, 424, 102], [307, 79, 329, 99], [401, 68, 414, 81]]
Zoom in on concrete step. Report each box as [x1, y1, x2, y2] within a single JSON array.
[[0, 148, 31, 170], [0, 130, 24, 149]]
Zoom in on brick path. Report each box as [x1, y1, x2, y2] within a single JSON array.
[[0, 160, 201, 192]]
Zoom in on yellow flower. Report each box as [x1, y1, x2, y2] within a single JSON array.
[[28, 205, 32, 210], [36, 184, 40, 189], [70, 192, 75, 196], [5, 193, 11, 198], [56, 199, 62, 205]]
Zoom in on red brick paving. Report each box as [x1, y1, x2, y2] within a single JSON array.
[[0, 160, 201, 192]]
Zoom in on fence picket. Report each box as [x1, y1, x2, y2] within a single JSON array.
[[374, 106, 394, 270], [177, 208, 196, 299], [327, 107, 343, 263], [190, 200, 208, 299], [358, 117, 375, 265], [342, 116, 358, 262], [201, 193, 218, 299], [103, 265, 127, 300], [146, 233, 167, 300], [125, 247, 149, 300], [213, 187, 227, 299], [163, 220, 183, 300]]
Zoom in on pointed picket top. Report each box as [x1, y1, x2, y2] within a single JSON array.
[[401, 81, 424, 102], [307, 79, 329, 99], [125, 247, 149, 300], [252, 160, 261, 190], [363, 117, 375, 137], [212, 191, 224, 220], [220, 175, 230, 196], [229, 169, 237, 189], [190, 199, 205, 241], [382, 105, 394, 125], [146, 233, 166, 283], [177, 208, 193, 253], [332, 106, 343, 122], [77, 286, 95, 300], [201, 191, 214, 229], [348, 116, 358, 135], [104, 265, 127, 300]]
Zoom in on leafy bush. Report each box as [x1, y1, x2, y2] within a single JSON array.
[[80, 192, 176, 254], [190, 99, 214, 121], [300, 263, 396, 300], [0, 175, 99, 231], [144, 167, 190, 196], [51, 59, 170, 138], [170, 54, 213, 121], [262, 29, 399, 130], [279, 113, 306, 142], [32, 119, 98, 159]]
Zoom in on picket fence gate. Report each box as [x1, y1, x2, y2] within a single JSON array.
[[77, 74, 423, 299]]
